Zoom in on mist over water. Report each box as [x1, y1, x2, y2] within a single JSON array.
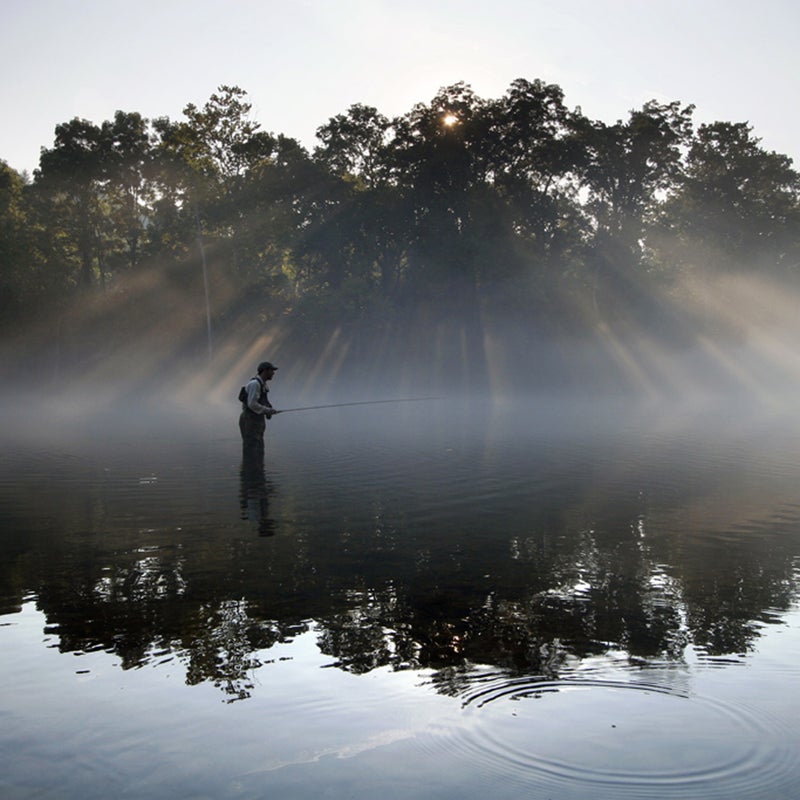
[[5, 264, 800, 429]]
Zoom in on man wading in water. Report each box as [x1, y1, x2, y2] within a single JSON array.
[[239, 361, 278, 456]]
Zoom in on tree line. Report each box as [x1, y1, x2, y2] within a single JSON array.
[[1, 80, 799, 372]]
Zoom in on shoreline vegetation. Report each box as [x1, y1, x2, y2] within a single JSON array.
[[1, 81, 799, 397]]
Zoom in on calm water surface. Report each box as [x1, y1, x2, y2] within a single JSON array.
[[2, 396, 800, 798]]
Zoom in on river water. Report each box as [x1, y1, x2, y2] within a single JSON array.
[[1, 395, 800, 798]]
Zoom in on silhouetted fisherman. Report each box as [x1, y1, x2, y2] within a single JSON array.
[[239, 361, 277, 457]]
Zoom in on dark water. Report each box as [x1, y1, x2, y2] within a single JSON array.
[[2, 396, 800, 798]]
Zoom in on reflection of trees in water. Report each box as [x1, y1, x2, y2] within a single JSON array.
[[182, 600, 289, 702], [39, 555, 309, 701], [6, 488, 800, 700], [316, 587, 421, 674], [36, 546, 190, 671], [682, 556, 798, 655], [312, 524, 690, 686], [312, 510, 799, 686]]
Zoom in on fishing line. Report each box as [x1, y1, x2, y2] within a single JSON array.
[[273, 397, 439, 414]]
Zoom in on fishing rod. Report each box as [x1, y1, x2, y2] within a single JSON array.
[[272, 397, 439, 415]]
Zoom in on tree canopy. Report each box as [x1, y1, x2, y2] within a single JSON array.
[[1, 80, 798, 390]]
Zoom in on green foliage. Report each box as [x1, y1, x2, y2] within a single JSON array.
[[661, 122, 800, 274], [0, 161, 33, 318], [2, 82, 799, 358]]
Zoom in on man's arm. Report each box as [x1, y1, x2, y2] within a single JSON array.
[[246, 381, 273, 416]]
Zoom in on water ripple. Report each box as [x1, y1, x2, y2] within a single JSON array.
[[419, 673, 797, 798]]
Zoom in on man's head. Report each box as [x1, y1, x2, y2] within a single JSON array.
[[257, 361, 278, 380]]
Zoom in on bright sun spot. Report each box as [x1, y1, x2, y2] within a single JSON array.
[[442, 114, 458, 126]]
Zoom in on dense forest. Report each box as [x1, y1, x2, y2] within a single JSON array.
[[1, 80, 799, 395]]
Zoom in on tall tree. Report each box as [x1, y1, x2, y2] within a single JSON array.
[[35, 118, 108, 288], [100, 111, 153, 272], [575, 100, 694, 241], [0, 162, 34, 322], [391, 83, 490, 288], [483, 79, 588, 289], [152, 85, 267, 253], [314, 104, 409, 301], [661, 121, 800, 274], [571, 100, 695, 315], [153, 86, 266, 357], [314, 103, 392, 187]]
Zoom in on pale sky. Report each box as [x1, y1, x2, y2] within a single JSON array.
[[2, 0, 799, 176]]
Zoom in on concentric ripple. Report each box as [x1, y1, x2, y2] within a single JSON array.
[[420, 674, 797, 799]]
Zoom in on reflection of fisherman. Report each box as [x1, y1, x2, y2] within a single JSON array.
[[239, 361, 277, 455], [240, 453, 275, 537]]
